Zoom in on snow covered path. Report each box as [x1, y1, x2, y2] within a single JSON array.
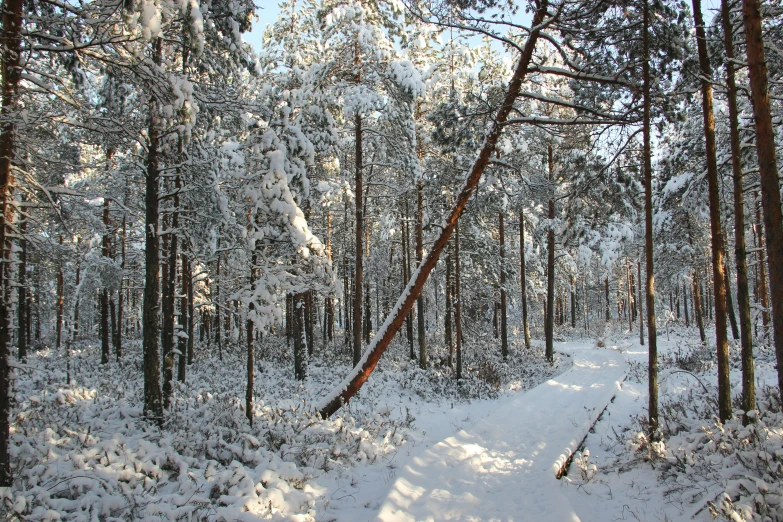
[[374, 342, 627, 522]]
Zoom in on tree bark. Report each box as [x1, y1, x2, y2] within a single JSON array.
[[639, 255, 644, 345], [178, 253, 188, 382], [0, 0, 23, 484], [17, 213, 26, 361], [753, 197, 770, 334], [691, 0, 731, 421], [101, 199, 111, 364], [643, 0, 660, 435], [520, 212, 531, 349], [500, 212, 508, 357], [187, 256, 194, 365], [294, 292, 307, 380], [353, 112, 363, 366], [693, 270, 706, 342], [316, 5, 548, 417], [722, 0, 754, 419], [445, 246, 453, 366], [545, 144, 555, 363], [142, 38, 164, 423], [416, 179, 426, 369], [741, 0, 783, 396], [455, 222, 463, 379], [116, 213, 125, 360]]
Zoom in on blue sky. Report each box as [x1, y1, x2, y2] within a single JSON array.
[[244, 3, 283, 52]]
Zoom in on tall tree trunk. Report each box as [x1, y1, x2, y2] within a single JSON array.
[[142, 39, 163, 422], [101, 199, 111, 364], [639, 255, 645, 345], [693, 270, 706, 342], [627, 258, 633, 331], [722, 0, 754, 419], [683, 283, 690, 326], [545, 144, 555, 363], [403, 199, 414, 358], [116, 214, 125, 360], [294, 292, 307, 380], [455, 222, 463, 379], [416, 180, 426, 369], [17, 213, 26, 361], [741, 0, 783, 397], [0, 0, 23, 484], [643, 0, 660, 435], [163, 175, 180, 406], [691, 0, 731, 421], [56, 237, 64, 350], [571, 275, 576, 329], [500, 212, 508, 357], [445, 246, 453, 367], [605, 276, 610, 323], [215, 253, 222, 360], [353, 113, 363, 366], [178, 254, 188, 382], [753, 196, 770, 334], [520, 212, 531, 349], [187, 257, 194, 365], [724, 238, 739, 341]]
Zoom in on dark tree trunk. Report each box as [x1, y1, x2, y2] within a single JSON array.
[[142, 38, 164, 423], [639, 255, 644, 345], [520, 213, 531, 349], [692, 0, 731, 420], [116, 214, 125, 360], [353, 113, 364, 366], [17, 215, 26, 361], [721, 0, 754, 419], [294, 293, 307, 380], [500, 212, 508, 357], [56, 238, 64, 351], [455, 222, 463, 379], [403, 199, 414, 358], [683, 283, 690, 326], [215, 253, 222, 360], [741, 0, 783, 397], [246, 302, 254, 425], [724, 243, 739, 341], [101, 200, 110, 364], [0, 0, 23, 484], [693, 271, 706, 343], [178, 254, 188, 382], [571, 276, 576, 329], [416, 179, 426, 369], [187, 257, 194, 365], [643, 0, 660, 435], [445, 246, 454, 367], [753, 197, 770, 334], [605, 277, 610, 323], [545, 144, 555, 363]]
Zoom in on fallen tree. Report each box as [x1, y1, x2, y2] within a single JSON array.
[[317, 0, 551, 419]]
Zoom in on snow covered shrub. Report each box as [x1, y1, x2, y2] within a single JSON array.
[[573, 449, 597, 483]]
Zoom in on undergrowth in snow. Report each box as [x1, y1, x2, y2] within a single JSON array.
[[569, 328, 783, 522], [1, 334, 562, 521]]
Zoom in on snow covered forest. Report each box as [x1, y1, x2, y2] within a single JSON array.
[[1, 0, 783, 519]]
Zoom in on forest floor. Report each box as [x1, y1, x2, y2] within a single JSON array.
[[2, 326, 781, 521]]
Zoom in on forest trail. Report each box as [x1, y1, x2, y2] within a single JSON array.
[[374, 341, 627, 522]]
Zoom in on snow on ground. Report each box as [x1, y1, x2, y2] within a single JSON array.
[[1, 335, 564, 521], [5, 325, 780, 521], [370, 341, 626, 522], [562, 325, 783, 522]]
